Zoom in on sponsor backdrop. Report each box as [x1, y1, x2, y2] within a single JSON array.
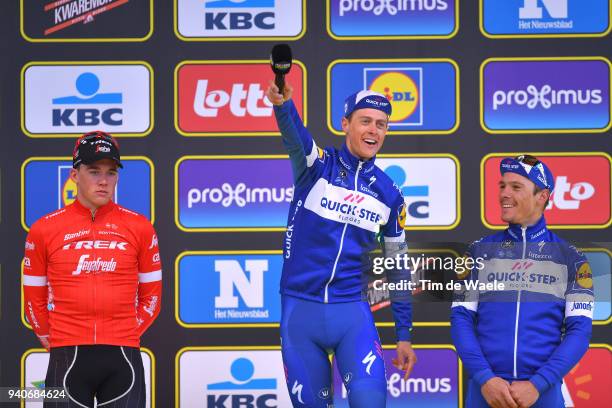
[[0, 1, 610, 407]]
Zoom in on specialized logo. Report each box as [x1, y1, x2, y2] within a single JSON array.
[[176, 62, 304, 135], [482, 154, 611, 228], [367, 68, 422, 126], [22, 158, 153, 230], [22, 63, 152, 136], [328, 0, 457, 38], [176, 158, 294, 230], [377, 157, 459, 229], [333, 347, 459, 405], [328, 61, 458, 134], [362, 350, 377, 375], [481, 59, 611, 132], [178, 350, 291, 407], [20, 0, 152, 41], [176, 0, 304, 39], [291, 380, 304, 404], [177, 253, 282, 325], [481, 0, 610, 37]]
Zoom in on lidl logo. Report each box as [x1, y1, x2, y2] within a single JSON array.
[[328, 60, 458, 135], [177, 252, 282, 326], [366, 68, 422, 126], [22, 157, 153, 230]]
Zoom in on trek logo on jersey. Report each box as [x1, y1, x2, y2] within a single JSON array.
[[481, 59, 611, 132], [20, 0, 152, 41], [176, 62, 305, 135], [177, 350, 291, 407], [177, 253, 282, 325], [563, 346, 612, 407], [333, 347, 460, 407], [176, 157, 294, 230], [22, 158, 153, 231], [482, 154, 611, 228], [377, 157, 459, 229], [176, 0, 304, 39], [328, 0, 457, 38], [481, 0, 610, 37], [328, 61, 458, 134], [22, 63, 152, 136], [62, 240, 128, 250]]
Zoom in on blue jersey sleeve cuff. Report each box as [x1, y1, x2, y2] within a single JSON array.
[[529, 373, 550, 394], [473, 368, 496, 388], [395, 327, 412, 342]]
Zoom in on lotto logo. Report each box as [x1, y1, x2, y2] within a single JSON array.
[[482, 154, 611, 228], [175, 62, 305, 136]]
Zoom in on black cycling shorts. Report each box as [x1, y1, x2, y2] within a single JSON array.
[[44, 345, 146, 408]]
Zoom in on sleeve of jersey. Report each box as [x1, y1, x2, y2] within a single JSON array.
[[136, 222, 162, 337], [529, 254, 594, 394], [273, 100, 323, 188], [23, 224, 50, 340], [450, 245, 495, 387], [381, 198, 412, 342]]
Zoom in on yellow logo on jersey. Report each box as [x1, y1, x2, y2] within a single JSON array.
[[397, 204, 407, 230], [369, 72, 419, 123], [576, 263, 593, 289], [62, 178, 78, 206]]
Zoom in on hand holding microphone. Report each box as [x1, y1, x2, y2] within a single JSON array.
[[267, 44, 293, 105]]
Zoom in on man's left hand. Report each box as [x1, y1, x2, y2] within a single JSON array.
[[509, 381, 539, 408], [392, 341, 417, 379]]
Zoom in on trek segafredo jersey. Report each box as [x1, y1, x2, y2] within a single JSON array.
[[23, 199, 162, 348], [275, 100, 412, 341], [451, 216, 593, 395]]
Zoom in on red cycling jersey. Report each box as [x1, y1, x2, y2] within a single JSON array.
[[23, 199, 162, 348]]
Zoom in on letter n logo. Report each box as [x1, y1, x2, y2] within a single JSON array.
[[214, 259, 268, 308]]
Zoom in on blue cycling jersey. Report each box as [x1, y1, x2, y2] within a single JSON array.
[[274, 100, 412, 341], [451, 216, 593, 395]]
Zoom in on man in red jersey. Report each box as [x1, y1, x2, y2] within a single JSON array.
[[23, 130, 162, 408]]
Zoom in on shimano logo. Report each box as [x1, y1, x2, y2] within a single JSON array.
[[64, 229, 90, 241], [492, 85, 602, 110], [338, 0, 448, 16], [62, 240, 128, 250], [187, 183, 293, 208]]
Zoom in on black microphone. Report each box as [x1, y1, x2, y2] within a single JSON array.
[[270, 44, 292, 95]]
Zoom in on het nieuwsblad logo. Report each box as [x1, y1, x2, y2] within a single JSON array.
[[480, 0, 611, 38], [175, 61, 306, 136], [481, 153, 611, 229]]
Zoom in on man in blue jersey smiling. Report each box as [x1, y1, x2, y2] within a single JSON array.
[[451, 155, 594, 408], [266, 81, 415, 407]]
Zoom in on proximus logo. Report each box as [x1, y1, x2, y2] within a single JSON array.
[[338, 0, 448, 16], [492, 85, 602, 110], [188, 183, 293, 208]]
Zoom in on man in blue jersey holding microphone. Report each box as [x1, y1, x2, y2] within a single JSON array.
[[451, 155, 594, 408], [266, 56, 415, 406]]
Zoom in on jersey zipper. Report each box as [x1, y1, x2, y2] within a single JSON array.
[[324, 161, 362, 303], [91, 211, 97, 344], [513, 226, 527, 378]]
